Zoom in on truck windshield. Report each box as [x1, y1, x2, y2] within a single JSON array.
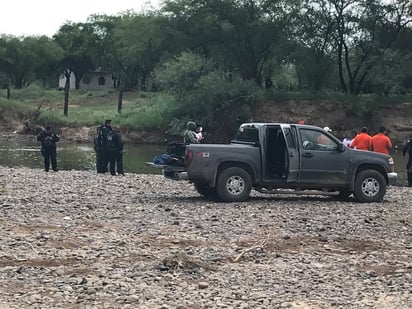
[[234, 126, 259, 143]]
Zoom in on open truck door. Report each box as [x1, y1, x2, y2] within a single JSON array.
[[281, 124, 299, 182]]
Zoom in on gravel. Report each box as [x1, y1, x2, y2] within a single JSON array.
[[0, 167, 411, 308]]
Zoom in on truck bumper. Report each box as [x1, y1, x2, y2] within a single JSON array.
[[162, 170, 188, 180], [146, 162, 188, 181], [387, 172, 398, 186]]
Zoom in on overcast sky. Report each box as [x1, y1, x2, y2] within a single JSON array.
[[1, 0, 162, 37]]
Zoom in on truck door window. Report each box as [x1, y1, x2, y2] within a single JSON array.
[[283, 127, 296, 148], [235, 126, 259, 143], [300, 129, 338, 151]]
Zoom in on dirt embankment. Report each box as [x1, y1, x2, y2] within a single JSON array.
[[251, 100, 412, 145], [4, 100, 412, 144]]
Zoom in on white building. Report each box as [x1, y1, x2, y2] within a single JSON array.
[[58, 71, 114, 90]]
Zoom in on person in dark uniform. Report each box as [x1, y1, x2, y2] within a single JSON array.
[[93, 126, 104, 173], [402, 137, 412, 187], [107, 128, 124, 176], [37, 126, 60, 172], [100, 119, 112, 173]]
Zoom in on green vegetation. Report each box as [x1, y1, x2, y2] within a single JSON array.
[[2, 85, 412, 139], [1, 0, 411, 136]]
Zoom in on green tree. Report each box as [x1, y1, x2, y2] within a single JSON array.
[[0, 35, 61, 89], [308, 0, 411, 95], [54, 22, 97, 116], [156, 51, 261, 136], [89, 12, 169, 113], [162, 0, 289, 87]]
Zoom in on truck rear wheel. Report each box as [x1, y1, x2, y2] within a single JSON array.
[[353, 169, 386, 203], [216, 167, 252, 202], [194, 183, 217, 200]]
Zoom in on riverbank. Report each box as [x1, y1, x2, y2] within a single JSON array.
[[0, 167, 411, 308]]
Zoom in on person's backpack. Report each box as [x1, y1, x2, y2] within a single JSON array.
[[153, 153, 174, 165]]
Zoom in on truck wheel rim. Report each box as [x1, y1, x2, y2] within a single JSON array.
[[361, 177, 379, 197], [226, 176, 245, 195]]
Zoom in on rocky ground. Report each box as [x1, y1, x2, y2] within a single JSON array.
[[0, 167, 411, 309]]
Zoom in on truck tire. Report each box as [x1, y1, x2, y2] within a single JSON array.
[[216, 167, 252, 202], [353, 169, 386, 203], [194, 183, 217, 200]]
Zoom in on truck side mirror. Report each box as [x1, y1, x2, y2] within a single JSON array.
[[337, 142, 346, 152]]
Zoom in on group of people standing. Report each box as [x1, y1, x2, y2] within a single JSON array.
[[34, 121, 412, 186], [94, 119, 124, 176], [340, 125, 412, 187], [36, 120, 125, 176], [348, 126, 393, 154]]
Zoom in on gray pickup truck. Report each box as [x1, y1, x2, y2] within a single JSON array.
[[149, 123, 397, 203]]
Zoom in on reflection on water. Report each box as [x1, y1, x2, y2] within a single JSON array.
[[0, 139, 164, 174], [0, 139, 409, 184]]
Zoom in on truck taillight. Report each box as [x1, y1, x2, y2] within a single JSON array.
[[388, 156, 395, 172], [184, 149, 193, 167]]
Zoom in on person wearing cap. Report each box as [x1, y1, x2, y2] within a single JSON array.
[[370, 126, 392, 155], [350, 127, 371, 151], [317, 126, 333, 145], [183, 121, 199, 143], [37, 125, 60, 172]]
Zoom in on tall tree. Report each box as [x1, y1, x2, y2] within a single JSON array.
[[296, 0, 412, 95], [0, 35, 62, 89], [162, 0, 289, 86], [54, 22, 97, 116]]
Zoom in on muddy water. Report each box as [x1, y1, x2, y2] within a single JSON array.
[[0, 139, 164, 174]]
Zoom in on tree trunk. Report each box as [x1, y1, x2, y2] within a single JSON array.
[[6, 87, 10, 100], [64, 74, 70, 117], [117, 86, 123, 114]]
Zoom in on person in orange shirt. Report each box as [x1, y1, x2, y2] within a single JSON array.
[[371, 126, 392, 154], [350, 127, 371, 151]]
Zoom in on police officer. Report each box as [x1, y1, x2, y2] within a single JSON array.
[[107, 128, 124, 176], [100, 119, 112, 173], [402, 137, 412, 187], [37, 126, 60, 172], [93, 126, 104, 173]]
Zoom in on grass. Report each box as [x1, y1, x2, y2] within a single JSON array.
[[1, 85, 411, 131], [0, 86, 178, 130]]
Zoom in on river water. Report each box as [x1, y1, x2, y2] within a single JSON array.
[[0, 139, 164, 174], [0, 139, 408, 184]]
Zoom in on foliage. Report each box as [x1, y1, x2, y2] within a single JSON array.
[[0, 35, 63, 89], [155, 51, 216, 93], [155, 51, 263, 136]]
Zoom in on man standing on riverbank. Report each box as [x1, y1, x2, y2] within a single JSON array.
[[107, 128, 124, 176], [100, 119, 112, 173], [402, 137, 412, 187], [37, 126, 59, 172], [350, 127, 371, 150], [94, 126, 104, 173], [371, 126, 392, 155]]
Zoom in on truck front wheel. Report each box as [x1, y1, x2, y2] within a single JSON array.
[[354, 169, 386, 203], [216, 167, 252, 202]]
